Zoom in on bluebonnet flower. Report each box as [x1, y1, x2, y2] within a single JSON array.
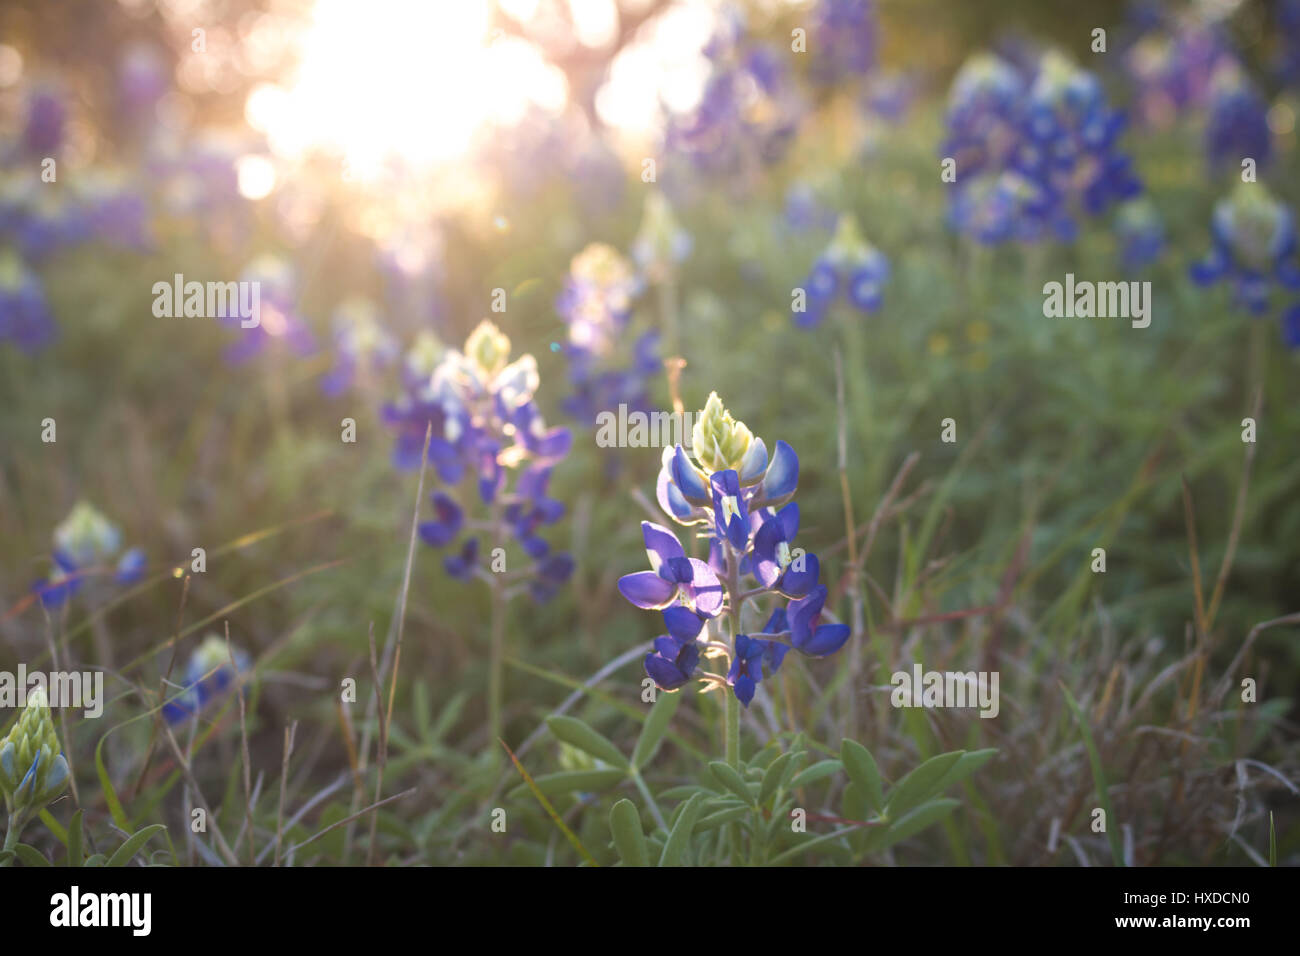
[[1204, 59, 1272, 171], [410, 320, 574, 602], [0, 252, 57, 353], [18, 86, 66, 158], [787, 585, 851, 657], [0, 688, 69, 834], [320, 298, 399, 396], [556, 244, 639, 357], [945, 51, 1142, 246], [31, 501, 146, 609], [149, 133, 251, 253], [622, 393, 850, 707], [1017, 52, 1142, 223], [783, 183, 838, 235], [556, 243, 661, 428], [0, 174, 75, 263], [645, 633, 702, 692], [1114, 198, 1164, 269], [942, 53, 1027, 183], [72, 172, 153, 252], [752, 503, 819, 598], [947, 169, 1061, 244], [807, 0, 879, 87], [220, 254, 316, 364], [665, 16, 803, 179], [1123, 19, 1230, 127], [794, 214, 890, 327], [162, 634, 251, 724], [863, 71, 916, 123], [118, 44, 169, 118], [1190, 183, 1300, 342]]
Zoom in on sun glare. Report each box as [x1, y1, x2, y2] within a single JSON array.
[[254, 0, 568, 178]]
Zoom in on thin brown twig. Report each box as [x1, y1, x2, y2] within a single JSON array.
[[288, 787, 417, 858]]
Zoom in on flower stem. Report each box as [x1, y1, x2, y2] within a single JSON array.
[[488, 569, 507, 761], [2, 813, 21, 862], [725, 692, 739, 769], [724, 542, 743, 769]]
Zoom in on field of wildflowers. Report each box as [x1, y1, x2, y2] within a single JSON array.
[[1, 0, 1298, 880]]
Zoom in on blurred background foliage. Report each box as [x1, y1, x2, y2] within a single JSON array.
[[0, 0, 1297, 865]]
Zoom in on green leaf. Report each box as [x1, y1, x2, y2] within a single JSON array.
[[0, 850, 13, 867], [67, 810, 84, 867], [884, 751, 964, 820], [84, 854, 107, 867], [789, 758, 842, 789], [13, 844, 50, 867], [767, 826, 857, 866], [431, 691, 468, 743], [759, 752, 797, 805], [39, 809, 67, 846], [107, 824, 167, 867], [658, 792, 704, 867], [874, 799, 961, 850], [708, 761, 755, 806], [932, 748, 998, 793], [695, 805, 751, 831], [508, 768, 625, 799], [631, 690, 681, 770], [609, 799, 648, 867], [658, 784, 705, 801], [95, 733, 130, 831], [412, 679, 431, 741], [841, 739, 884, 812], [546, 716, 628, 769]]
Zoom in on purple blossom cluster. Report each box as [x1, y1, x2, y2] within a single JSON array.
[[391, 320, 575, 602], [943, 51, 1144, 245], [619, 393, 849, 707]]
